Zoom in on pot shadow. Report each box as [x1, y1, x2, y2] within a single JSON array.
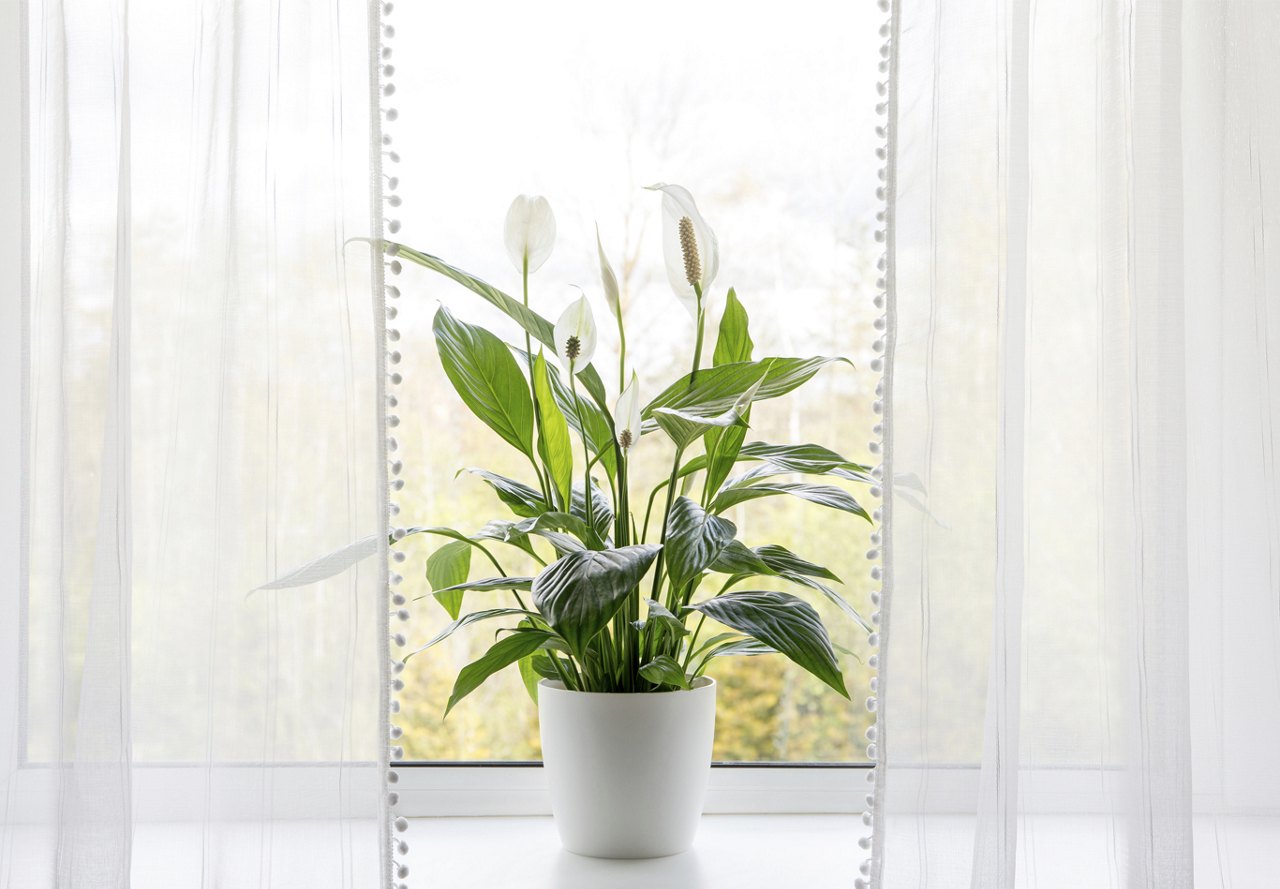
[[549, 847, 706, 889]]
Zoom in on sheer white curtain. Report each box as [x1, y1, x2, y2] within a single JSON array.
[[2, 1, 391, 887], [876, 1, 1280, 887]]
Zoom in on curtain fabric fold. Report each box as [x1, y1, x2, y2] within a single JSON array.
[[3, 1, 389, 886], [878, 1, 1280, 887]]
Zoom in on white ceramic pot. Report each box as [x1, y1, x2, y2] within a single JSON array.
[[538, 677, 716, 859]]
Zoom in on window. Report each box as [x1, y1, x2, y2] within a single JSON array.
[[388, 1, 884, 765]]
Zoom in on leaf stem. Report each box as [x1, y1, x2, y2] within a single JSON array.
[[567, 371, 596, 537], [522, 259, 553, 504]]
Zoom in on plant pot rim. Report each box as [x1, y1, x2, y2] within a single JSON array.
[[538, 677, 715, 697]]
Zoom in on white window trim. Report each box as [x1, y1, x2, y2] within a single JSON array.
[[391, 764, 871, 817]]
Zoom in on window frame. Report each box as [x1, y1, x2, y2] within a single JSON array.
[[391, 761, 872, 817]]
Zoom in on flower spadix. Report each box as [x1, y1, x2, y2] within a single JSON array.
[[554, 293, 598, 375], [615, 372, 641, 451], [504, 194, 556, 274], [645, 183, 719, 316]]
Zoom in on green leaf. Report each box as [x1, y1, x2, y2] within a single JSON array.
[[516, 618, 543, 703], [736, 441, 871, 479], [664, 497, 737, 589], [518, 652, 542, 703], [702, 407, 750, 501], [708, 539, 776, 576], [509, 512, 595, 549], [634, 599, 689, 638], [651, 373, 762, 453], [639, 654, 692, 690], [445, 629, 554, 716], [465, 469, 550, 518], [643, 357, 848, 423], [532, 352, 574, 509], [426, 540, 473, 619], [689, 633, 777, 677], [403, 607, 533, 660], [711, 480, 870, 522], [392, 244, 611, 410], [652, 402, 749, 451], [528, 650, 560, 681], [414, 576, 532, 600], [712, 288, 753, 367], [521, 350, 618, 483], [254, 535, 379, 591], [569, 480, 614, 546], [531, 544, 661, 657], [687, 591, 848, 697], [754, 544, 841, 582], [433, 306, 534, 457], [776, 572, 874, 634]]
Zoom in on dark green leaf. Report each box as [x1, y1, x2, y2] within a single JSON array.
[[445, 629, 554, 716], [393, 244, 610, 409], [466, 469, 550, 518], [712, 480, 870, 522], [569, 480, 613, 546], [754, 544, 841, 582], [426, 540, 472, 619], [639, 654, 692, 690], [664, 497, 736, 588], [516, 618, 543, 703], [687, 591, 848, 697], [634, 599, 689, 638], [708, 539, 776, 576], [403, 607, 532, 659], [712, 288, 753, 366], [433, 306, 534, 457], [531, 544, 661, 657], [532, 352, 574, 509]]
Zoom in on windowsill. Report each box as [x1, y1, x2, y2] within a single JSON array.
[[403, 814, 863, 889]]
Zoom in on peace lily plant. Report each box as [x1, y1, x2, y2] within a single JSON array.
[[388, 185, 875, 716]]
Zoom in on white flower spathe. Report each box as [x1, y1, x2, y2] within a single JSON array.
[[553, 294, 598, 375], [504, 194, 556, 274], [615, 372, 641, 451], [645, 183, 719, 316], [596, 224, 622, 321]]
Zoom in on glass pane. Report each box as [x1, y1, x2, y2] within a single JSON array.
[[390, 0, 882, 762]]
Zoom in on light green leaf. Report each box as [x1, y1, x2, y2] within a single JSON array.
[[414, 576, 532, 600], [643, 356, 848, 423], [445, 629, 555, 716], [433, 306, 534, 457], [533, 352, 574, 509], [736, 441, 871, 479], [518, 652, 542, 703], [531, 544, 661, 657], [712, 288, 753, 367], [687, 591, 848, 697], [391, 244, 611, 410], [426, 540, 473, 619], [652, 403, 748, 451], [516, 618, 544, 703], [639, 654, 692, 690], [664, 496, 736, 589], [404, 607, 533, 660], [702, 407, 750, 501], [521, 350, 618, 483], [711, 480, 870, 522], [254, 534, 378, 591]]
